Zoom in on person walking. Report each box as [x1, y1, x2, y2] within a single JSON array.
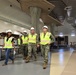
[[21, 30, 28, 60], [26, 27, 38, 63], [2, 30, 14, 66], [18, 35, 22, 54], [40, 26, 55, 69]]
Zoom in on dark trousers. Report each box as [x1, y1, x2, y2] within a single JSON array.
[[18, 45, 22, 54], [5, 48, 14, 65], [22, 44, 28, 57]]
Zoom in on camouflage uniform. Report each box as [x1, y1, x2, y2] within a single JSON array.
[[40, 32, 54, 69], [26, 33, 38, 62], [41, 45, 50, 63], [21, 35, 28, 59]]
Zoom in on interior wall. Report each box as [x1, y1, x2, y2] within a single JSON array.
[[68, 35, 76, 45], [1, 19, 76, 46], [55, 34, 76, 45]]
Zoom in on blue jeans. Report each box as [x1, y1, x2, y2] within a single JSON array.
[[5, 48, 14, 65]]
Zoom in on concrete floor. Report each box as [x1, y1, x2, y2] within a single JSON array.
[[0, 48, 76, 75], [61, 50, 76, 75], [0, 54, 51, 75]]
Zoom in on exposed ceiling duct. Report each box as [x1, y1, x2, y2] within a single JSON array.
[[62, 0, 76, 29], [64, 6, 72, 17], [47, 0, 67, 22], [64, 6, 74, 24]]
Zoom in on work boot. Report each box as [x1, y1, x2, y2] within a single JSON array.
[[23, 57, 25, 60], [12, 60, 14, 64], [43, 62, 47, 69], [25, 56, 30, 63], [25, 56, 27, 60], [23, 56, 27, 60]]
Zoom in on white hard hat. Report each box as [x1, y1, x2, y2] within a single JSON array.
[[30, 27, 35, 30], [6, 30, 12, 33], [19, 34, 22, 36], [23, 30, 27, 33], [43, 26, 48, 29]]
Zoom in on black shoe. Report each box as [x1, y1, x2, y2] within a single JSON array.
[[12, 60, 14, 64], [2, 64, 7, 66]]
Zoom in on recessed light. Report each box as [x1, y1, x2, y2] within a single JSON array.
[[21, 27, 25, 30], [39, 18, 43, 23], [4, 22, 8, 24], [14, 31, 19, 35], [14, 25, 17, 28]]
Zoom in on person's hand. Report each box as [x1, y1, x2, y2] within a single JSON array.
[[48, 42, 51, 45], [37, 44, 40, 47]]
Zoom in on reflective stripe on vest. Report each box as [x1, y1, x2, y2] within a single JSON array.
[[4, 37, 13, 48], [40, 32, 51, 45], [22, 36, 28, 44], [28, 33, 37, 44]]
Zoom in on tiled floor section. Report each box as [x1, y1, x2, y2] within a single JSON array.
[[50, 48, 74, 75], [61, 51, 76, 75]]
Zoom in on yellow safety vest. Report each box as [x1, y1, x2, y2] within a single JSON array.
[[21, 36, 28, 44], [18, 38, 21, 45], [4, 37, 13, 48], [28, 33, 37, 44], [40, 32, 51, 45]]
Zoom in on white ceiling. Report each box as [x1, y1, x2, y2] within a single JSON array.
[[0, 20, 30, 33], [8, 0, 21, 8], [55, 20, 75, 35], [0, 0, 75, 35], [0, 0, 31, 29]]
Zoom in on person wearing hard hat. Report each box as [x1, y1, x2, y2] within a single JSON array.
[[21, 30, 28, 60], [18, 36, 21, 46], [39, 26, 55, 69], [2, 30, 14, 66], [18, 35, 22, 54], [26, 27, 38, 63]]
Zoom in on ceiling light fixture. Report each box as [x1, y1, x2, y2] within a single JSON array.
[[39, 18, 43, 23], [71, 33, 75, 37], [59, 32, 64, 37], [21, 27, 25, 30], [14, 31, 19, 35], [71, 32, 75, 36], [14, 25, 17, 28], [64, 6, 72, 17]]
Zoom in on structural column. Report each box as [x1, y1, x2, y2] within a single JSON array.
[[30, 7, 41, 34], [50, 23, 56, 36]]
